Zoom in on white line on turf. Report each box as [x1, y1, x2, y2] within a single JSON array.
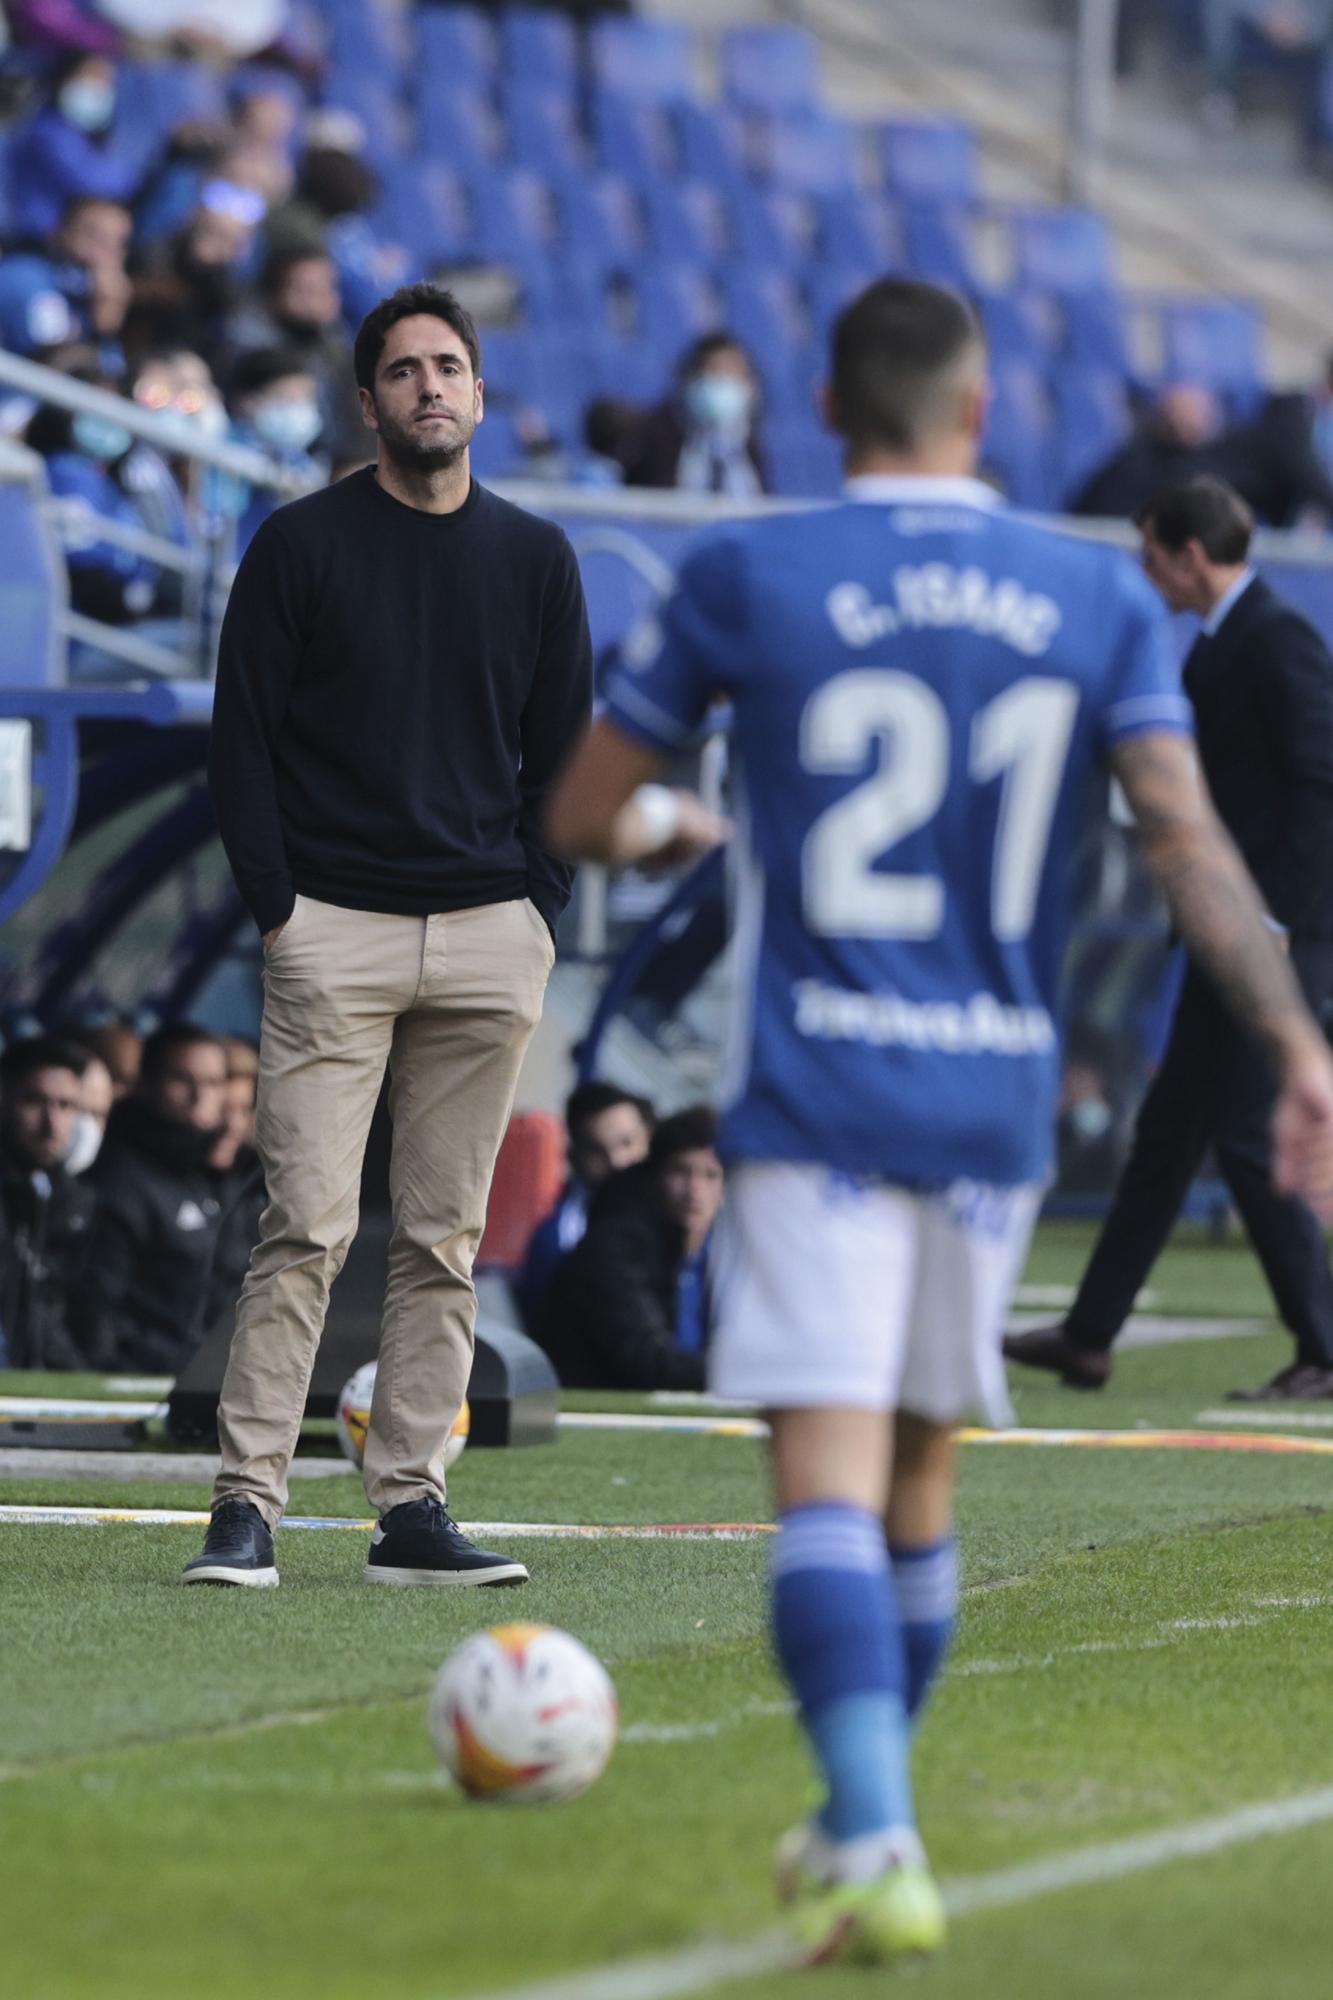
[[471, 1786, 1333, 2000], [0, 1505, 774, 1537], [1196, 1408, 1333, 1429]]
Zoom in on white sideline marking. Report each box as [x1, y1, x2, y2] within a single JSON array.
[[1197, 1408, 1333, 1430], [471, 1787, 1333, 2000], [958, 1592, 1333, 1679], [558, 1413, 768, 1437], [0, 1395, 164, 1420], [0, 1505, 772, 1539]]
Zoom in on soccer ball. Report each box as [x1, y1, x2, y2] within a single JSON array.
[[429, 1623, 619, 1804], [335, 1361, 469, 1472]]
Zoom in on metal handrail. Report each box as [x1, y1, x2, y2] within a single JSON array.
[[43, 496, 201, 575]]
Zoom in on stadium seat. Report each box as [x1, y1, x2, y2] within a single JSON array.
[[721, 25, 820, 114], [984, 362, 1056, 509], [978, 288, 1061, 370], [1063, 287, 1134, 377], [114, 61, 228, 169], [502, 82, 590, 182], [465, 168, 556, 266], [468, 408, 525, 481], [323, 74, 411, 168], [817, 192, 900, 272], [375, 160, 473, 265], [419, 84, 504, 172], [877, 119, 977, 204], [757, 112, 862, 197], [416, 4, 498, 91], [629, 264, 723, 346], [589, 18, 695, 104], [806, 264, 881, 341], [640, 180, 728, 265], [900, 201, 978, 289], [591, 89, 673, 183], [553, 177, 646, 279], [725, 187, 815, 273], [675, 102, 751, 191], [1012, 206, 1115, 296], [327, 0, 408, 80], [764, 418, 843, 499], [1051, 366, 1133, 505], [583, 334, 664, 406], [476, 1112, 565, 1271], [720, 269, 812, 387], [500, 6, 579, 89], [1159, 296, 1265, 408]]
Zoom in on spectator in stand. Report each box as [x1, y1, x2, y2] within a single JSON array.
[[1199, 0, 1333, 128], [0, 1036, 97, 1371], [67, 1018, 141, 1099], [623, 334, 769, 497], [265, 125, 411, 328], [72, 1022, 256, 1371], [538, 1105, 724, 1390], [1073, 383, 1223, 520], [66, 1049, 114, 1176], [130, 184, 265, 374], [227, 245, 365, 460], [1217, 366, 1333, 527], [7, 52, 139, 242], [519, 1081, 654, 1329], [220, 344, 323, 550], [24, 346, 187, 670], [0, 192, 132, 359]]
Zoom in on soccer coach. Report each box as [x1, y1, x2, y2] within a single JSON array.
[[185, 284, 592, 1589]]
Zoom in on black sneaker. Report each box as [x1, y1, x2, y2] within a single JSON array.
[[180, 1498, 278, 1588], [363, 1497, 528, 1588]]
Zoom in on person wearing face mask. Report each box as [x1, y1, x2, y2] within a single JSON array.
[[0, 1036, 98, 1372], [0, 194, 132, 362], [8, 54, 140, 245], [65, 1053, 114, 1179], [227, 248, 366, 462], [222, 346, 325, 552], [624, 333, 769, 498]]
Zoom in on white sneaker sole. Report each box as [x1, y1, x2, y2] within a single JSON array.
[[361, 1561, 529, 1588], [180, 1564, 280, 1588]]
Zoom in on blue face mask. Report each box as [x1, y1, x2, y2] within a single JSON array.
[[72, 412, 132, 462], [683, 374, 754, 437], [59, 81, 116, 134], [252, 401, 322, 454]]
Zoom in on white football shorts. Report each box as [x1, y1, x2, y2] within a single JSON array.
[[708, 1162, 1042, 1426]]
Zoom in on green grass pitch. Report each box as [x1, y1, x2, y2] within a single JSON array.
[[5, 1223, 1333, 1999]]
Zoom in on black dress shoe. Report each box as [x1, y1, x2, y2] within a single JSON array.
[[1226, 1363, 1333, 1403], [364, 1496, 529, 1588], [1002, 1323, 1112, 1390], [180, 1498, 278, 1588]]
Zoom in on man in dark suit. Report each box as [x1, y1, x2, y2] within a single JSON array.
[[1006, 475, 1333, 1400]]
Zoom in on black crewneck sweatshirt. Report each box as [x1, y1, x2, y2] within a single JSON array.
[[207, 469, 592, 937]]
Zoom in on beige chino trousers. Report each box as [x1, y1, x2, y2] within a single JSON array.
[[213, 893, 553, 1525]]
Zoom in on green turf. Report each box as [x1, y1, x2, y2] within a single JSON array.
[[6, 1224, 1333, 1998]]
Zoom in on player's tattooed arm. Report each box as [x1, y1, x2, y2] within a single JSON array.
[[1109, 730, 1310, 1067]]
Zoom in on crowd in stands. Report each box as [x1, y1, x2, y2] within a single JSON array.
[[1117, 1, 1333, 140]]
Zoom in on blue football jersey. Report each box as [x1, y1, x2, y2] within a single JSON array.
[[602, 476, 1192, 1186]]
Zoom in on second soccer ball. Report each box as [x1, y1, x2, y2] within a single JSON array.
[[335, 1360, 470, 1473]]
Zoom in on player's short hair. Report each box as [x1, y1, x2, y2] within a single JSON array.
[[649, 1104, 719, 1169], [830, 278, 984, 453], [0, 1035, 88, 1088], [1137, 476, 1254, 565], [138, 1022, 227, 1084], [353, 284, 481, 392], [565, 1081, 655, 1143]]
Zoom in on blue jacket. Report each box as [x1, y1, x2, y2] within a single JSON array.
[[9, 109, 139, 242]]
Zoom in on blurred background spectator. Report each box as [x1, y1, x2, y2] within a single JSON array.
[[537, 1104, 723, 1390], [520, 1080, 654, 1329], [0, 1035, 96, 1370], [66, 1019, 141, 1100], [0, 190, 131, 358], [624, 333, 768, 496], [220, 342, 322, 547], [8, 49, 138, 239]]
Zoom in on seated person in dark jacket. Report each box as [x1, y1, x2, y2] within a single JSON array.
[[519, 1080, 654, 1329], [73, 1023, 259, 1373], [622, 333, 769, 498], [0, 1036, 97, 1371], [539, 1105, 724, 1390]]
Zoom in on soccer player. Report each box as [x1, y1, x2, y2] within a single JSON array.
[[546, 278, 1333, 1966]]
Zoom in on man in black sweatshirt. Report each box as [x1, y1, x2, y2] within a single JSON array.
[[186, 283, 592, 1591]]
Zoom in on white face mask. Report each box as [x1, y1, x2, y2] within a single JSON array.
[[65, 1111, 104, 1177], [252, 400, 322, 454], [683, 374, 754, 438], [59, 80, 116, 133]]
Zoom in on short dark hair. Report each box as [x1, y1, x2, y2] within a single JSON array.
[[830, 277, 983, 452], [260, 244, 333, 299], [675, 331, 752, 382], [565, 1081, 654, 1143], [0, 1035, 88, 1088], [649, 1104, 718, 1170], [1138, 476, 1254, 565], [353, 284, 481, 393], [139, 1022, 227, 1084], [228, 346, 314, 403]]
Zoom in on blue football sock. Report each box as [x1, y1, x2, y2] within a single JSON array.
[[772, 1502, 916, 1845], [890, 1536, 959, 1722]]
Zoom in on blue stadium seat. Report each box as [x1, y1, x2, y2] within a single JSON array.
[[1012, 206, 1115, 296], [725, 187, 815, 273], [1159, 297, 1265, 408], [900, 201, 977, 289], [589, 18, 695, 104], [417, 5, 498, 90], [583, 336, 665, 405], [978, 288, 1061, 369], [629, 264, 723, 346], [1051, 366, 1132, 505], [591, 90, 675, 182], [518, 254, 614, 339], [877, 119, 977, 204], [1063, 287, 1134, 376], [115, 61, 228, 170], [323, 74, 411, 167], [984, 362, 1056, 510], [721, 26, 820, 114], [719, 269, 812, 388], [757, 112, 861, 197], [0, 468, 63, 688], [806, 264, 880, 341], [419, 86, 504, 172], [502, 82, 590, 181], [501, 7, 579, 89], [375, 160, 473, 265], [640, 181, 728, 265], [327, 0, 408, 80], [468, 408, 524, 479], [675, 102, 751, 190], [817, 193, 900, 272], [475, 326, 538, 401], [765, 418, 843, 499], [554, 177, 646, 279], [466, 169, 556, 266]]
